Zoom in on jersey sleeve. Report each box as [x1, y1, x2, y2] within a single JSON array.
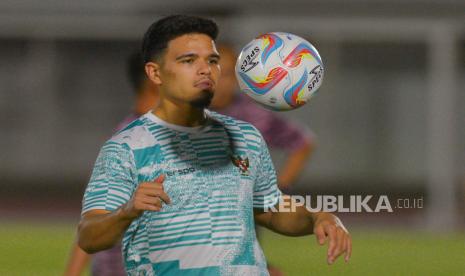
[[82, 141, 137, 214], [253, 135, 282, 210]]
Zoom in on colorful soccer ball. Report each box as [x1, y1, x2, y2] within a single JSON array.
[[235, 32, 324, 111]]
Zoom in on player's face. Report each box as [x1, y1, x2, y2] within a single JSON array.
[[210, 47, 238, 109], [150, 33, 221, 109]]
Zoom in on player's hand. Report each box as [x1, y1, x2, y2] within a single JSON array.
[[121, 174, 171, 219], [313, 213, 352, 264]]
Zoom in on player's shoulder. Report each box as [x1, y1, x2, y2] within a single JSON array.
[[207, 110, 264, 141], [105, 115, 155, 151]]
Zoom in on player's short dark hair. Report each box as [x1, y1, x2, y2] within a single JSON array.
[[142, 15, 219, 63], [126, 51, 146, 93]]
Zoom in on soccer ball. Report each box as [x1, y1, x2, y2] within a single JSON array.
[[235, 32, 324, 111]]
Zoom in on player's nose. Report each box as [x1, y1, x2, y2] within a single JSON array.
[[197, 60, 212, 76]]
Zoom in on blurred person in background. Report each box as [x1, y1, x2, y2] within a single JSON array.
[[64, 52, 159, 276], [210, 44, 315, 193], [210, 44, 315, 276]]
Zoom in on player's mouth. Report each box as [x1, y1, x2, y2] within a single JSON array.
[[194, 79, 214, 90]]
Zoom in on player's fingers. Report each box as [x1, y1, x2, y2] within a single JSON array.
[[326, 225, 337, 264], [345, 235, 352, 262], [138, 186, 171, 205], [156, 190, 171, 205], [339, 230, 347, 253], [314, 225, 326, 245], [139, 186, 164, 196], [337, 234, 347, 262], [138, 175, 165, 190], [333, 230, 347, 261], [140, 195, 163, 208], [328, 228, 343, 264], [152, 174, 165, 184], [142, 203, 161, 212]]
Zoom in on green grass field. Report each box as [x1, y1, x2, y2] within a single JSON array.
[[0, 221, 463, 275]]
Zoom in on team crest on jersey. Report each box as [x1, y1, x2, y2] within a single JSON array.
[[230, 155, 250, 175]]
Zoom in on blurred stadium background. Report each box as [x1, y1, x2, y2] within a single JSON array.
[[0, 0, 464, 275]]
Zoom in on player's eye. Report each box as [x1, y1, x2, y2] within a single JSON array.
[[181, 58, 194, 64], [208, 58, 219, 65]]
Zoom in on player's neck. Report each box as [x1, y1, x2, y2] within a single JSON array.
[[134, 89, 159, 116], [152, 98, 207, 127]]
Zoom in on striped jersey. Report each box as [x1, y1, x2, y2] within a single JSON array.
[[82, 110, 281, 275]]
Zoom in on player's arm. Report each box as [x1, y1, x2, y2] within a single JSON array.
[[278, 139, 313, 190], [78, 175, 170, 253], [78, 209, 132, 254], [254, 195, 351, 264]]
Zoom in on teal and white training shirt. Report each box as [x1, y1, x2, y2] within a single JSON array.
[[82, 110, 282, 275]]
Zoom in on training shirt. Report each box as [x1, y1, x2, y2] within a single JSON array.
[[82, 110, 282, 275]]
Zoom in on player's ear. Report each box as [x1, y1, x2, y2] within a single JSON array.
[[145, 62, 162, 85]]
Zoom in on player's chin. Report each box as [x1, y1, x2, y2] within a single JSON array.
[[190, 89, 214, 109]]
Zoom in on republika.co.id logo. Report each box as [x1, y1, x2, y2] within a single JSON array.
[[265, 195, 424, 213]]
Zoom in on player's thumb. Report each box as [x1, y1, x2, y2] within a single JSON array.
[[152, 174, 165, 184], [314, 226, 326, 245]]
